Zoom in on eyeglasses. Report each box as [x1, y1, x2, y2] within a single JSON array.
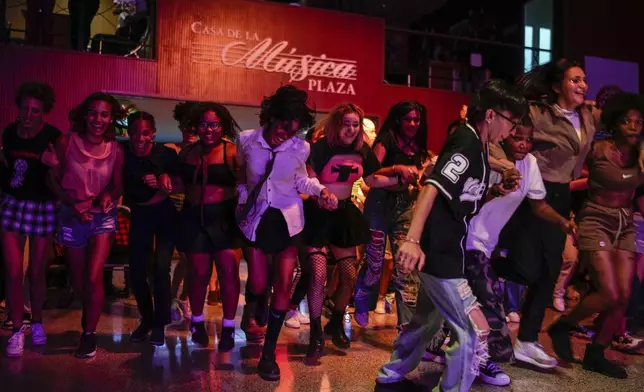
[[494, 110, 520, 131], [568, 77, 588, 85], [198, 122, 221, 130]]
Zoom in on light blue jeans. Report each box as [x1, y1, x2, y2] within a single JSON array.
[[377, 272, 488, 392]]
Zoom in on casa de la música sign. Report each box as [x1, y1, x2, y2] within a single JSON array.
[[190, 22, 357, 96]]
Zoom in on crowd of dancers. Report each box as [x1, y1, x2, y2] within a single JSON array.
[[1, 58, 644, 392]]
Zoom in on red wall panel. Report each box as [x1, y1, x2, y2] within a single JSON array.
[[0, 46, 157, 132]]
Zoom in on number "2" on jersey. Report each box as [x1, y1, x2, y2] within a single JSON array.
[[440, 153, 469, 184]]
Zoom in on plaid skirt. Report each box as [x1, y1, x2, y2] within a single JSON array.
[[0, 194, 57, 237]]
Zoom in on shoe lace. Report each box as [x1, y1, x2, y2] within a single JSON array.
[[483, 361, 502, 375]]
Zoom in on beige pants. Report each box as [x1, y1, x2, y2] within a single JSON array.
[[553, 234, 578, 300]]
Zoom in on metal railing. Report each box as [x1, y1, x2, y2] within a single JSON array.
[[384, 26, 546, 92]]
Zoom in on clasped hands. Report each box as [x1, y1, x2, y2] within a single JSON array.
[[316, 188, 338, 210], [143, 174, 172, 193]]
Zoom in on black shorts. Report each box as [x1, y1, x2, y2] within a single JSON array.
[[244, 207, 302, 255], [176, 198, 242, 253], [302, 198, 369, 249]]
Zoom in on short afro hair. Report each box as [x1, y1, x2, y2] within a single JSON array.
[[173, 101, 198, 123], [600, 92, 644, 134], [15, 82, 55, 113]]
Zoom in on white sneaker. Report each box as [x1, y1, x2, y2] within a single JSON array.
[[513, 340, 558, 369], [374, 298, 386, 314], [553, 297, 566, 312], [296, 310, 310, 325], [31, 322, 47, 346], [612, 332, 643, 352], [478, 361, 511, 386], [284, 310, 301, 329], [6, 325, 27, 357], [506, 312, 521, 323]]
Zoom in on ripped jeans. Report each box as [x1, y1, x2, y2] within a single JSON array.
[[354, 189, 419, 327], [377, 273, 488, 392]]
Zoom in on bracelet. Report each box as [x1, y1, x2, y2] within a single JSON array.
[[404, 237, 420, 245]]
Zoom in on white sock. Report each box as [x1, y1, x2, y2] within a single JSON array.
[[191, 314, 205, 323], [222, 318, 235, 328]]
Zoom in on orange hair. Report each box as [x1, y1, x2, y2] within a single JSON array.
[[323, 103, 365, 151]]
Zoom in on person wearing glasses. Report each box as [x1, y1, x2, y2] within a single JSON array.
[[489, 59, 599, 370], [375, 80, 527, 392], [175, 102, 243, 352], [236, 85, 337, 381], [548, 93, 644, 378]]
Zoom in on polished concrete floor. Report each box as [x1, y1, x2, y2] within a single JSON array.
[[1, 267, 644, 392]]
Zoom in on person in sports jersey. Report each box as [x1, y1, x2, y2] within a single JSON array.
[[302, 103, 398, 363], [375, 80, 527, 392], [175, 102, 243, 352], [548, 93, 644, 379]]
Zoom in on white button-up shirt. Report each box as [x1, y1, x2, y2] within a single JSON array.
[[236, 129, 325, 241]]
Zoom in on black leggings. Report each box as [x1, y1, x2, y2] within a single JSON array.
[[68, 0, 100, 51]]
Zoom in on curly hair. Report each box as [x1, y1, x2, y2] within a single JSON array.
[[517, 59, 583, 103], [323, 103, 365, 151], [173, 101, 198, 123], [379, 100, 428, 158], [259, 85, 316, 131], [600, 92, 644, 135], [14, 81, 56, 113], [188, 102, 242, 141], [127, 111, 156, 135], [595, 85, 623, 111], [68, 92, 125, 141]]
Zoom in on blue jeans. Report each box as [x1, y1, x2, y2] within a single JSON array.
[[354, 189, 419, 327], [377, 272, 488, 392]]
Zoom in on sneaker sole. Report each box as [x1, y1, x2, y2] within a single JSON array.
[[478, 374, 511, 386], [6, 351, 23, 358], [32, 339, 47, 346], [514, 351, 557, 369], [150, 340, 165, 347], [75, 350, 97, 358]]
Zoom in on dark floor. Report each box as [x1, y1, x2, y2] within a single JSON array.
[[1, 267, 644, 392]]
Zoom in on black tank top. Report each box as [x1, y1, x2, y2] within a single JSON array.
[[180, 141, 237, 187]]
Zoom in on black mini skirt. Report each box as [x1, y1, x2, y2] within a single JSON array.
[[302, 198, 369, 249]]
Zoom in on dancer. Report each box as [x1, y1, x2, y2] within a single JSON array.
[[490, 60, 598, 369], [1, 82, 60, 357], [375, 80, 527, 392], [123, 111, 179, 346], [48, 92, 124, 358], [464, 116, 575, 385], [176, 102, 242, 351], [548, 93, 644, 378], [302, 103, 397, 363], [354, 101, 429, 329], [167, 101, 198, 322], [236, 85, 337, 380]]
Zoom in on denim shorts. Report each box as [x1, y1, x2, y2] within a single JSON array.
[[57, 204, 118, 248]]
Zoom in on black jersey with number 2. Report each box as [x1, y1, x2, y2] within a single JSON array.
[[421, 124, 490, 279]]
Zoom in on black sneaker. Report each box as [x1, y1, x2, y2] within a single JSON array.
[[190, 321, 209, 347], [570, 324, 595, 340], [583, 343, 627, 379], [548, 320, 574, 362], [257, 353, 280, 381], [218, 326, 235, 352], [75, 333, 97, 358], [478, 361, 511, 386], [149, 327, 165, 346], [374, 378, 424, 392], [130, 323, 151, 342]]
